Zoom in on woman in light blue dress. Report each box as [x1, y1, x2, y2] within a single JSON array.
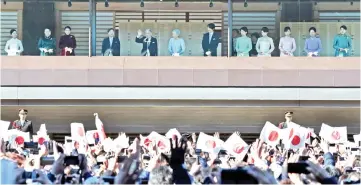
[[168, 29, 186, 56]]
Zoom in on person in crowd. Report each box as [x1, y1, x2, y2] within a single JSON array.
[[201, 23, 221, 57], [135, 29, 158, 56], [101, 28, 120, 56], [168, 29, 185, 56], [7, 109, 33, 137], [304, 27, 322, 57], [4, 29, 24, 56], [38, 28, 56, 56], [256, 27, 275, 57], [278, 111, 293, 129], [71, 141, 79, 156], [279, 26, 296, 57], [333, 25, 352, 57], [249, 32, 260, 57], [235, 27, 252, 57], [232, 29, 240, 56], [59, 26, 77, 56]]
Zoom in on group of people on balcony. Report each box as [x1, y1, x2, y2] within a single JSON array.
[[4, 24, 352, 57]]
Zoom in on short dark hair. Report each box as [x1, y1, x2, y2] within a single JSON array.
[[232, 29, 239, 33], [251, 32, 260, 38], [285, 111, 293, 115], [340, 25, 347, 30], [207, 23, 216, 30], [10, 29, 17, 35], [261, 27, 269, 33], [284, 26, 291, 32], [19, 109, 28, 114], [64, 26, 71, 30], [309, 27, 317, 33], [107, 28, 114, 33], [240, 27, 248, 34]]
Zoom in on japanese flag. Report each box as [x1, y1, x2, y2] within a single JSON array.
[[285, 128, 306, 150], [70, 123, 87, 154], [6, 129, 30, 145], [319, 123, 347, 144], [141, 132, 170, 152], [196, 132, 224, 154], [282, 122, 301, 141], [114, 133, 130, 149], [33, 135, 50, 145], [0, 120, 10, 140], [223, 132, 248, 156], [165, 128, 182, 141], [260, 122, 282, 146], [304, 128, 315, 144], [94, 113, 107, 142], [86, 130, 98, 145]]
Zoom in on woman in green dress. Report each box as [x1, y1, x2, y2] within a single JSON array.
[[38, 28, 56, 56], [235, 27, 252, 57]]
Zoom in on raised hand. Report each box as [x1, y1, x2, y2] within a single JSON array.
[[170, 136, 186, 166]]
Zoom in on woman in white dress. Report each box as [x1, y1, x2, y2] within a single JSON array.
[[4, 29, 24, 56], [256, 27, 274, 57]]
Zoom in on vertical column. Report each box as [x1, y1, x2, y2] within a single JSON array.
[[227, 0, 233, 58], [89, 0, 97, 56]]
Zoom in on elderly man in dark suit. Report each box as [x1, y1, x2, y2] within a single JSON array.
[[101, 28, 121, 56], [202, 23, 221, 57], [8, 109, 34, 138], [135, 29, 158, 56]]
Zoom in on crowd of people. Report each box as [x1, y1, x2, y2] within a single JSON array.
[[1, 110, 360, 184], [4, 22, 352, 57]]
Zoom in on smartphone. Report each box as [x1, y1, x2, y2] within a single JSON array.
[[142, 155, 151, 161], [221, 167, 258, 184], [64, 156, 79, 166], [287, 162, 310, 174], [195, 149, 202, 155], [340, 157, 345, 161], [102, 176, 114, 184], [24, 142, 38, 149], [40, 156, 55, 166], [351, 148, 360, 151], [117, 156, 127, 163], [88, 144, 95, 147], [299, 156, 310, 161]]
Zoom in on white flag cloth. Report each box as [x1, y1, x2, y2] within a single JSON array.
[[224, 132, 248, 156], [114, 133, 130, 149], [6, 129, 30, 145], [102, 138, 114, 153], [353, 133, 361, 146], [86, 130, 98, 145], [37, 124, 47, 136], [64, 136, 74, 155], [0, 120, 10, 140], [196, 132, 224, 154], [165, 128, 182, 141], [285, 127, 306, 150], [94, 113, 107, 142], [260, 122, 282, 146], [319, 123, 347, 144], [70, 122, 87, 154]]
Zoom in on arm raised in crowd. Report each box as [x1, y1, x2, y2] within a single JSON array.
[[169, 137, 191, 184]]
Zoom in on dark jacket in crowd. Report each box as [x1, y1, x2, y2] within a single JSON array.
[[59, 34, 77, 56], [38, 37, 56, 56], [101, 37, 121, 56], [201, 32, 221, 56], [135, 36, 158, 56], [8, 120, 33, 137]]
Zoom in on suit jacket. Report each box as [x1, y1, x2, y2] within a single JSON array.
[[202, 32, 221, 56], [8, 120, 34, 137], [71, 149, 79, 156], [102, 37, 121, 56], [135, 36, 158, 56]]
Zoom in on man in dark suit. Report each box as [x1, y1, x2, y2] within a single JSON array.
[[101, 28, 120, 56], [135, 29, 158, 56], [8, 109, 34, 137], [202, 23, 221, 57]]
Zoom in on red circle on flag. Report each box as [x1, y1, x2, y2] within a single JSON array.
[[205, 140, 216, 149], [157, 140, 166, 150], [144, 138, 151, 147], [268, 131, 279, 142], [233, 144, 244, 154], [291, 135, 301, 145], [289, 128, 294, 139], [15, 136, 24, 145], [38, 137, 45, 145], [331, 131, 340, 140]]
